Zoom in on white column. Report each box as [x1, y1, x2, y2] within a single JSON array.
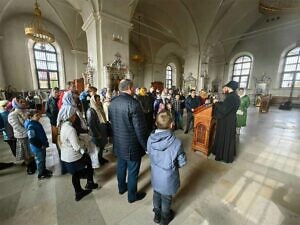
[[0, 36, 6, 89], [82, 11, 132, 90]]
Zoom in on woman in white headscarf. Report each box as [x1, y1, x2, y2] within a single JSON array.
[[86, 94, 109, 165], [57, 91, 100, 169], [59, 105, 99, 201]]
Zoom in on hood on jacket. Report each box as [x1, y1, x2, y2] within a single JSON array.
[[148, 130, 175, 151], [23, 119, 31, 129]]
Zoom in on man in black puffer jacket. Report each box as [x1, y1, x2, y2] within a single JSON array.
[[108, 79, 148, 203]]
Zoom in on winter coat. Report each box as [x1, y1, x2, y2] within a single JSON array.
[[236, 95, 250, 127], [8, 109, 27, 138], [24, 119, 49, 153], [46, 96, 59, 126], [86, 107, 107, 149], [108, 92, 148, 161], [185, 95, 200, 113], [147, 130, 187, 195]]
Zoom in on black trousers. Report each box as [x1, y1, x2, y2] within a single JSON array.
[[5, 139, 16, 157], [65, 154, 94, 193], [185, 111, 194, 132]]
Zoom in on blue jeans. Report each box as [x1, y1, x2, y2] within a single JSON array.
[[174, 111, 183, 129], [117, 158, 141, 202], [31, 147, 46, 176], [153, 190, 172, 214]]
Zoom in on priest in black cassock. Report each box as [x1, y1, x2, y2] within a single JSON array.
[[212, 81, 240, 163]]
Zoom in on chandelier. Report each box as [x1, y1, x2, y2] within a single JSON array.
[[259, 0, 300, 14], [131, 15, 144, 63], [24, 0, 55, 43]]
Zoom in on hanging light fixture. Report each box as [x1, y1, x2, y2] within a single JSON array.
[[259, 0, 300, 14], [24, 0, 55, 43], [132, 15, 144, 63]]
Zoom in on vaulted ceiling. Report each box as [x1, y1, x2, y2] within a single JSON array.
[[1, 0, 298, 62], [131, 0, 264, 62], [0, 0, 86, 50]]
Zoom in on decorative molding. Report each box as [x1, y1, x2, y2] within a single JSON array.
[[81, 12, 95, 31], [99, 11, 133, 29], [82, 11, 133, 31], [71, 49, 88, 55]]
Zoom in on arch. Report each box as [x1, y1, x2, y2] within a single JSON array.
[[228, 52, 254, 89], [279, 45, 300, 88], [165, 63, 177, 88], [28, 39, 65, 90]]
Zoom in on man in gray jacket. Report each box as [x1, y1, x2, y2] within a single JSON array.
[[108, 79, 148, 203]]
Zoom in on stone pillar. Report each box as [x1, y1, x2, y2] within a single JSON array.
[[71, 50, 88, 80], [0, 36, 6, 89], [82, 13, 101, 88], [82, 11, 132, 90]]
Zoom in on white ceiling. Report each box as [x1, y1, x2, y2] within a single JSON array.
[[0, 0, 86, 50], [1, 0, 299, 61]]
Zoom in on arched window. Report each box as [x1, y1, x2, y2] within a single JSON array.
[[33, 43, 59, 89], [232, 55, 252, 88], [281, 47, 300, 88], [166, 65, 172, 88]]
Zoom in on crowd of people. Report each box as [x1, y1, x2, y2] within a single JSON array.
[[0, 79, 251, 225]]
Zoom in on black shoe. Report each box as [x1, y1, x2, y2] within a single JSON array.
[[160, 210, 174, 225], [45, 169, 53, 175], [27, 169, 36, 175], [99, 157, 109, 165], [85, 182, 99, 190], [119, 186, 128, 195], [128, 192, 146, 203], [75, 189, 92, 201], [0, 162, 14, 170], [184, 131, 188, 134], [38, 172, 52, 180], [153, 208, 161, 224]]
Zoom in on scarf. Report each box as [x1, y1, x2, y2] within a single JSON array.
[[90, 95, 107, 123], [12, 98, 23, 109], [56, 105, 77, 126]]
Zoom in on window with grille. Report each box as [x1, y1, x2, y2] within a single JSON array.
[[33, 43, 59, 89], [281, 47, 300, 88], [232, 55, 252, 88], [166, 65, 172, 88]]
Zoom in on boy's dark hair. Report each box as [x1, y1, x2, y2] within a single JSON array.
[[156, 110, 172, 129]]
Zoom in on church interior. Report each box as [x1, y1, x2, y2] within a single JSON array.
[[0, 0, 300, 225]]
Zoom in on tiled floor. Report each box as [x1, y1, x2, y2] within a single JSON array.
[[0, 106, 299, 225]]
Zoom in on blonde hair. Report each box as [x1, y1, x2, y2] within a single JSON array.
[[156, 110, 172, 129], [139, 87, 147, 96]]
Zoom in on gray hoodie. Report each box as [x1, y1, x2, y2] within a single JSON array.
[[147, 129, 186, 195]]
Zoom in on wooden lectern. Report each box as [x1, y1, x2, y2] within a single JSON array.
[[192, 104, 215, 156]]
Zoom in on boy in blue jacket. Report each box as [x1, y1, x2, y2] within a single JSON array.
[[24, 111, 52, 180], [147, 110, 187, 225]]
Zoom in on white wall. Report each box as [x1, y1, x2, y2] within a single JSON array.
[[140, 42, 184, 89], [223, 16, 300, 98], [0, 14, 87, 91], [0, 48, 6, 90]]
